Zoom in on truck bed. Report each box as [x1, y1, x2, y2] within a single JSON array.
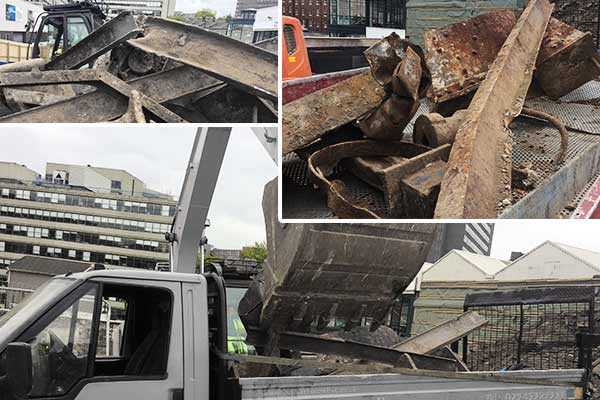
[[282, 78, 600, 219]]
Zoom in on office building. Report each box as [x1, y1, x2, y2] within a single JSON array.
[[234, 0, 278, 17], [0, 161, 176, 270], [427, 223, 495, 262], [103, 0, 176, 19]]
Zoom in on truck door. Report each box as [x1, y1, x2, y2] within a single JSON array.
[[0, 278, 184, 400], [282, 16, 312, 80]]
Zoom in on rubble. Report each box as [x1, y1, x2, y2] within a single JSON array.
[[0, 12, 278, 123]]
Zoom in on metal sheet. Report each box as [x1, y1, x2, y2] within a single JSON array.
[[423, 11, 516, 108], [434, 0, 554, 219], [127, 17, 277, 101], [46, 11, 141, 70], [239, 371, 584, 400]]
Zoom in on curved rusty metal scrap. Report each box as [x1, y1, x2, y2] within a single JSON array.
[[306, 140, 450, 219], [535, 17, 600, 100], [127, 17, 278, 102], [423, 11, 517, 113], [358, 47, 423, 141], [434, 0, 554, 219], [364, 32, 431, 96]]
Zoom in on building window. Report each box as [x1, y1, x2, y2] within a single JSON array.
[[111, 180, 122, 190], [33, 246, 40, 255], [68, 250, 76, 258], [0, 242, 4, 252], [83, 251, 90, 261]]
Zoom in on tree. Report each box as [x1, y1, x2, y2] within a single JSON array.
[[195, 8, 217, 20], [240, 241, 267, 265]]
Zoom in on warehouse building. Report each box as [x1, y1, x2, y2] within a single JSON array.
[[0, 161, 175, 270]]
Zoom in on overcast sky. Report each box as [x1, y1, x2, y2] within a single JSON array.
[[0, 127, 598, 255], [0, 127, 276, 250], [176, 0, 236, 17]]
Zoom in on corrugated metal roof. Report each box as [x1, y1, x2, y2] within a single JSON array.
[[550, 242, 600, 271]]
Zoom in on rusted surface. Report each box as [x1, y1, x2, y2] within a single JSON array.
[[413, 110, 468, 147], [358, 47, 422, 141], [364, 33, 430, 95], [283, 67, 366, 105], [240, 178, 437, 347], [283, 71, 387, 155], [434, 0, 554, 219], [307, 140, 450, 218], [424, 11, 517, 109], [521, 107, 568, 165], [127, 17, 278, 101], [535, 18, 600, 100], [115, 89, 146, 123]]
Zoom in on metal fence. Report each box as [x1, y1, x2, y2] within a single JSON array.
[[463, 287, 596, 371], [0, 286, 33, 310]]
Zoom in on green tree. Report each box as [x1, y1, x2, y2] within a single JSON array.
[[195, 8, 217, 20], [167, 15, 186, 22], [240, 241, 267, 265]]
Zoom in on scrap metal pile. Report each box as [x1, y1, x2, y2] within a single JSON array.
[[232, 180, 487, 376], [283, 0, 600, 219], [0, 12, 278, 123]]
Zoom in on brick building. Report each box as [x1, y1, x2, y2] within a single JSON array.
[[283, 0, 329, 33]]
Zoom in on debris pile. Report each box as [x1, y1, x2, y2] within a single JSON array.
[[0, 12, 278, 123], [282, 0, 600, 219]]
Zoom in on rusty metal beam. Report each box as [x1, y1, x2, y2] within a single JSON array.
[[127, 17, 277, 101], [0, 66, 219, 122], [46, 12, 141, 70], [0, 69, 185, 122], [278, 332, 458, 371], [434, 0, 554, 219], [283, 70, 386, 155], [393, 311, 487, 354]]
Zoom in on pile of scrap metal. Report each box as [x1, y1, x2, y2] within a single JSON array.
[[0, 12, 278, 123], [282, 0, 600, 219], [230, 180, 486, 376]]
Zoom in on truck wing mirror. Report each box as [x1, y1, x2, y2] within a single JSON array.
[[6, 342, 32, 397]]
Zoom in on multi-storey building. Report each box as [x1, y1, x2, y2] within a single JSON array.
[[234, 0, 278, 17], [283, 0, 329, 33], [0, 161, 176, 270], [102, 0, 176, 19], [427, 223, 494, 262]]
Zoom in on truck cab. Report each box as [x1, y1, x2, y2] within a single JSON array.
[[0, 268, 227, 400], [30, 2, 105, 62]]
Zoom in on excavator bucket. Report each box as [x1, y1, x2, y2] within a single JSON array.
[[239, 178, 437, 351]]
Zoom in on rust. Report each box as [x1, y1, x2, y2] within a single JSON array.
[[358, 47, 422, 140], [282, 70, 387, 155], [434, 0, 554, 219], [413, 110, 468, 147], [535, 18, 600, 99], [423, 11, 517, 112], [520, 107, 568, 166], [306, 140, 450, 218]]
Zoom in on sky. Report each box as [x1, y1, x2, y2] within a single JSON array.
[[0, 127, 599, 256], [175, 0, 236, 17], [0, 126, 276, 249]]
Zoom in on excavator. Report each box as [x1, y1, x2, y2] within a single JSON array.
[[0, 128, 585, 400], [26, 1, 105, 63]]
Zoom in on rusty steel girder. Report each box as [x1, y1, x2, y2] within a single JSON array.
[[434, 0, 554, 219], [46, 11, 142, 71], [423, 11, 516, 115], [283, 70, 387, 155], [535, 18, 600, 99], [0, 66, 220, 122], [0, 69, 185, 122], [127, 17, 278, 101]]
